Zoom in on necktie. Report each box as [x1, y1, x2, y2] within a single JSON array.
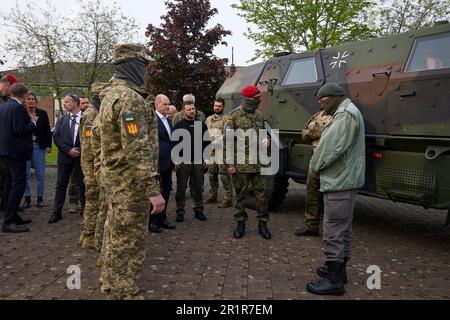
[[70, 115, 77, 144]]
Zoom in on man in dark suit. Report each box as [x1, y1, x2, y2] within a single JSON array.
[[149, 94, 176, 233], [48, 94, 86, 224], [0, 83, 37, 233]]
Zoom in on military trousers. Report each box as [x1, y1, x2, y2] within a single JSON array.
[[207, 163, 233, 200], [323, 190, 357, 263], [95, 187, 108, 252], [68, 169, 80, 209], [233, 173, 269, 222], [176, 164, 205, 214], [82, 183, 100, 238], [100, 193, 150, 300], [304, 169, 323, 231]]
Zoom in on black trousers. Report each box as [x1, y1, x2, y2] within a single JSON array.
[[53, 160, 85, 214], [3, 158, 27, 225], [150, 169, 172, 226]]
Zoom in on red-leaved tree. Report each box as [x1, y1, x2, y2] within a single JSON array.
[[145, 0, 231, 113]]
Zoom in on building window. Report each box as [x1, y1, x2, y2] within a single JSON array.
[[282, 57, 318, 85], [405, 32, 450, 72]]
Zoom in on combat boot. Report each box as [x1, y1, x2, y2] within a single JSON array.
[[69, 203, 77, 214], [258, 221, 272, 240], [233, 221, 245, 239], [82, 235, 96, 250], [218, 198, 233, 208], [37, 197, 44, 208], [23, 197, 31, 209], [96, 256, 103, 268], [204, 194, 217, 204], [307, 262, 346, 295], [317, 257, 348, 284]]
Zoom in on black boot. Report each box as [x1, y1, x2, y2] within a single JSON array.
[[307, 261, 346, 295], [233, 221, 245, 239], [23, 197, 31, 209], [37, 197, 44, 208], [258, 221, 272, 240], [317, 257, 348, 284], [48, 212, 62, 224]]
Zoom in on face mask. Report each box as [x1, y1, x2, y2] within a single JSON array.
[[242, 98, 260, 113]]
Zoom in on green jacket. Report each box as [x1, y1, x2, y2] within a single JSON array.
[[310, 98, 366, 192]]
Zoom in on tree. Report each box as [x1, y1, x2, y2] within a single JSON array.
[[69, 0, 139, 91], [145, 0, 231, 112], [375, 0, 450, 35], [232, 0, 376, 61], [0, 0, 70, 110]]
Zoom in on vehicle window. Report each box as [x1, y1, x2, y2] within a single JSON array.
[[282, 57, 318, 85], [405, 32, 450, 72]]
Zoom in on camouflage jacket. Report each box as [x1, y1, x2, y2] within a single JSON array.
[[91, 114, 102, 185], [172, 109, 206, 126], [97, 79, 160, 199], [224, 106, 266, 173], [80, 104, 98, 186], [302, 110, 332, 147], [205, 113, 226, 161]]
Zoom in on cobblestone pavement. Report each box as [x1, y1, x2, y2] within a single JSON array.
[[1, 167, 449, 300]]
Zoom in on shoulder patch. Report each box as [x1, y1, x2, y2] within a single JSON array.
[[125, 114, 136, 122], [125, 122, 141, 137]]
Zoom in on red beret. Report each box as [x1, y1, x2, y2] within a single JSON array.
[[0, 73, 19, 85], [241, 85, 261, 98]]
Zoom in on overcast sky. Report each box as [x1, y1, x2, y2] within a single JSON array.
[[0, 0, 261, 71]]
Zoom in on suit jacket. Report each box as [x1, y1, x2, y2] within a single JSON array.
[[158, 116, 174, 172], [53, 112, 81, 165], [34, 108, 52, 149], [0, 99, 35, 161]]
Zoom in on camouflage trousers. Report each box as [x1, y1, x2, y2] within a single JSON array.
[[207, 164, 233, 200], [0, 157, 5, 209], [81, 183, 100, 238], [304, 169, 323, 231], [176, 164, 204, 213], [100, 193, 150, 300], [95, 187, 108, 252], [68, 170, 80, 209], [233, 173, 269, 222]]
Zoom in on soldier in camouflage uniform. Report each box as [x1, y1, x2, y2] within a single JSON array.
[[96, 44, 165, 300], [205, 98, 233, 208], [78, 91, 102, 249], [294, 109, 332, 237], [225, 85, 271, 240], [0, 74, 17, 211]]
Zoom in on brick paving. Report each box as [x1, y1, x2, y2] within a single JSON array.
[[0, 166, 449, 300]]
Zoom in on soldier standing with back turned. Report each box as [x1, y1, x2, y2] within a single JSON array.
[[294, 105, 332, 237], [97, 44, 165, 300]]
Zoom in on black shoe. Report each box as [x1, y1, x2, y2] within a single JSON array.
[[233, 221, 245, 239], [258, 221, 272, 240], [317, 258, 349, 284], [194, 211, 207, 221], [176, 213, 185, 222], [16, 215, 32, 225], [48, 212, 62, 224], [307, 262, 346, 295], [149, 224, 162, 233], [23, 197, 31, 209], [37, 197, 44, 208], [159, 221, 176, 230], [294, 226, 319, 237], [2, 223, 29, 233]]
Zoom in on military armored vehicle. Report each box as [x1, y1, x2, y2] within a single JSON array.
[[217, 22, 450, 224]]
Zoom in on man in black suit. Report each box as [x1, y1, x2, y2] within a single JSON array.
[[0, 83, 37, 233], [149, 94, 176, 233], [48, 94, 86, 224]]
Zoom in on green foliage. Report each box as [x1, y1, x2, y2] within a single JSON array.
[[232, 0, 376, 61], [375, 0, 450, 35]]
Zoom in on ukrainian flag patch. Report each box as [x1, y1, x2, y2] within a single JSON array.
[[125, 115, 136, 122]]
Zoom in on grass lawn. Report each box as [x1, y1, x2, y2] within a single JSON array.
[[46, 141, 58, 165]]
